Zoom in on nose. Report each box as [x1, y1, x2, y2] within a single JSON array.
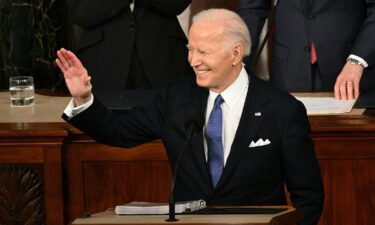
[[188, 51, 201, 67]]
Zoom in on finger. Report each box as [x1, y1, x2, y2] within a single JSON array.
[[83, 75, 92, 85], [55, 59, 66, 73], [65, 50, 84, 68], [335, 80, 346, 100], [334, 82, 341, 99], [354, 81, 360, 99], [346, 81, 354, 100], [339, 82, 348, 100], [85, 75, 91, 82], [57, 50, 71, 70]]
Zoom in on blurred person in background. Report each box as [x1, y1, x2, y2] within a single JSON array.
[[69, 0, 193, 92], [238, 0, 375, 100]]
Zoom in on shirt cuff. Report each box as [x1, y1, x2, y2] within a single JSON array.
[[348, 54, 369, 68], [63, 94, 94, 118]]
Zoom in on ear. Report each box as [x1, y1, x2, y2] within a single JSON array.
[[232, 43, 243, 66]]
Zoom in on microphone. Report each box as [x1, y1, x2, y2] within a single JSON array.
[[166, 111, 204, 222]]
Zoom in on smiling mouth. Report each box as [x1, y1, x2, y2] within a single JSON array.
[[195, 69, 210, 75]]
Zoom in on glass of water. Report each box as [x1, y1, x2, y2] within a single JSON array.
[[9, 76, 35, 106]]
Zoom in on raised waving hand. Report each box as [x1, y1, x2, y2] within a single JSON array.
[[56, 48, 92, 106]]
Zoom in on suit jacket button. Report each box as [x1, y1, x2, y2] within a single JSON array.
[[309, 14, 315, 19]]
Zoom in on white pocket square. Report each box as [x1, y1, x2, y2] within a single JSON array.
[[249, 138, 271, 148]]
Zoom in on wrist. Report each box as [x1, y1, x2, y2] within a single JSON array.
[[346, 57, 364, 68], [74, 94, 92, 107], [346, 55, 368, 68]]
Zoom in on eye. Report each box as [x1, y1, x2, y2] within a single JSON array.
[[186, 45, 194, 52], [186, 46, 210, 56], [197, 49, 209, 55]]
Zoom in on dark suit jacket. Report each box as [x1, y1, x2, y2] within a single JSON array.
[[64, 75, 324, 225], [238, 0, 375, 92], [69, 0, 192, 91]]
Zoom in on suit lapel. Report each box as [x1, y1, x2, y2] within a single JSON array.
[[185, 85, 212, 187], [216, 77, 270, 188]]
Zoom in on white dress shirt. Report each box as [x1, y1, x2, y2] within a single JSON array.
[[63, 94, 93, 118], [348, 54, 368, 68], [204, 66, 249, 165]]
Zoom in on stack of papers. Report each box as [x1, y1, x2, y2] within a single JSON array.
[[295, 96, 356, 115], [115, 200, 206, 215]]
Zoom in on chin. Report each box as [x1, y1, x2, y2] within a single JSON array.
[[195, 78, 209, 88]]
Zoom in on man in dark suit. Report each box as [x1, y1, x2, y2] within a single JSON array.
[[56, 9, 324, 225], [238, 0, 375, 100], [69, 0, 192, 91]]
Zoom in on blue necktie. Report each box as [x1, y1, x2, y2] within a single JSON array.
[[205, 94, 224, 187]]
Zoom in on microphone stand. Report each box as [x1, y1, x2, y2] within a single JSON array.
[[166, 124, 197, 222]]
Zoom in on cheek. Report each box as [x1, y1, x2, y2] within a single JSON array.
[[196, 76, 209, 88]]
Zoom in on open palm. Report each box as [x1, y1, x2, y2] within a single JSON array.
[[56, 48, 92, 99]]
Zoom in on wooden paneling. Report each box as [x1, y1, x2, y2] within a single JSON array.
[[0, 123, 67, 225], [0, 165, 45, 225], [318, 160, 375, 225], [64, 140, 171, 224], [308, 111, 375, 225]]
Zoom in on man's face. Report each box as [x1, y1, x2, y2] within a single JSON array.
[[187, 22, 238, 93]]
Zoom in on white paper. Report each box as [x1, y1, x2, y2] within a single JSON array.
[[115, 200, 206, 215], [295, 97, 356, 115]]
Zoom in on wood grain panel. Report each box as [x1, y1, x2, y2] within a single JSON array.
[[0, 165, 45, 225], [83, 161, 171, 214], [64, 141, 171, 224], [318, 159, 375, 225], [0, 148, 44, 163], [0, 123, 66, 225]]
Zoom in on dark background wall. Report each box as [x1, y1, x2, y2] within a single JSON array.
[[191, 0, 238, 16], [0, 0, 73, 91]]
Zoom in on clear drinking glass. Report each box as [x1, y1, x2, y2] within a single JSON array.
[[9, 76, 35, 106]]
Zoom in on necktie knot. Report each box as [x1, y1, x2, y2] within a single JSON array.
[[214, 94, 224, 107]]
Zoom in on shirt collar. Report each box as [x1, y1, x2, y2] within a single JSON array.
[[208, 66, 249, 110]]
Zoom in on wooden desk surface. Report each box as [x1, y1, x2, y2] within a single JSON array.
[[0, 92, 70, 123], [0, 91, 374, 130], [72, 207, 300, 225]]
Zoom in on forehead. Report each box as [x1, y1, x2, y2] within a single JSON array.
[[188, 22, 225, 47]]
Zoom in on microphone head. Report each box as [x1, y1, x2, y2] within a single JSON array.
[[185, 110, 205, 137]]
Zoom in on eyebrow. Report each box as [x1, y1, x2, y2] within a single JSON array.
[[186, 45, 212, 53]]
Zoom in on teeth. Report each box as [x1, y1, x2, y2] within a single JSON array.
[[196, 69, 210, 74]]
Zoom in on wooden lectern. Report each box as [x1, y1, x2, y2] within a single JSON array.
[[71, 206, 301, 225]]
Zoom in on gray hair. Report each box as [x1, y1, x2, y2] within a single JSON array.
[[192, 8, 251, 56]]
